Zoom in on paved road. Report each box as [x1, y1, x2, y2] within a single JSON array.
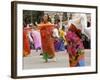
[[23, 49, 90, 69]]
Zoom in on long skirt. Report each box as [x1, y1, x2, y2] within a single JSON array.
[[31, 31, 42, 49], [40, 25, 56, 61], [23, 31, 30, 57], [54, 38, 65, 52]]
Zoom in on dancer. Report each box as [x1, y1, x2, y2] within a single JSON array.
[[31, 25, 42, 52], [23, 24, 32, 57], [66, 24, 84, 67], [38, 14, 56, 62]]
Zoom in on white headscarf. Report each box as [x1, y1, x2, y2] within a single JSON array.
[[68, 13, 91, 39], [68, 13, 87, 32]]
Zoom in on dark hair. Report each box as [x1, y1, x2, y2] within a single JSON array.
[[87, 21, 91, 27], [23, 23, 32, 28], [41, 14, 50, 22], [23, 23, 28, 28], [33, 22, 37, 26], [54, 19, 60, 24], [62, 26, 65, 31], [24, 16, 31, 24]]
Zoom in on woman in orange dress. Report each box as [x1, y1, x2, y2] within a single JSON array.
[[23, 24, 32, 57], [38, 14, 56, 62]]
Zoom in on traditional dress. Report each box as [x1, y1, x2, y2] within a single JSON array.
[[59, 29, 67, 47], [38, 23, 55, 62], [23, 27, 31, 57], [52, 28, 60, 51], [66, 24, 84, 67], [31, 30, 42, 50], [54, 38, 65, 51]]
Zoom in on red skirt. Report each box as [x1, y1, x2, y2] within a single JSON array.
[[40, 24, 55, 57], [23, 30, 30, 57]]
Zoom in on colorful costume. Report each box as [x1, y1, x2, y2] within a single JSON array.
[[23, 27, 31, 57], [31, 30, 42, 50], [66, 24, 84, 67], [39, 23, 55, 62]]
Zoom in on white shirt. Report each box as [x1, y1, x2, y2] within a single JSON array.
[[52, 28, 59, 38]]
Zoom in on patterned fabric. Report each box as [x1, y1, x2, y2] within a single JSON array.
[[66, 24, 84, 67], [39, 23, 55, 61]]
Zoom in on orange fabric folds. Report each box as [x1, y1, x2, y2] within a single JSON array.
[[39, 24, 55, 57]]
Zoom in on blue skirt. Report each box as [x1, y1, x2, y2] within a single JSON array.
[[54, 39, 65, 52]]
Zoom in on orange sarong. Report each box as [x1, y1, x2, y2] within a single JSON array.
[[23, 28, 31, 57], [39, 24, 55, 58]]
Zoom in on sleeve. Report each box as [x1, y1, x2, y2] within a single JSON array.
[[52, 28, 59, 38]]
